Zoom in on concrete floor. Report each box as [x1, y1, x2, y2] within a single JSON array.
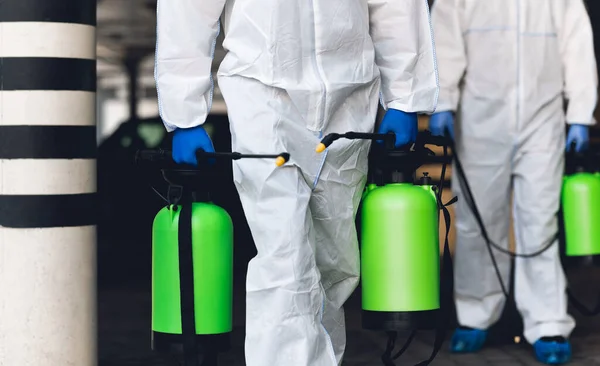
[[99, 262, 600, 366]]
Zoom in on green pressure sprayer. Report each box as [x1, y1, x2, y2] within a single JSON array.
[[317, 131, 455, 366], [561, 144, 600, 317], [447, 134, 600, 332], [135, 149, 290, 366], [562, 144, 600, 257]]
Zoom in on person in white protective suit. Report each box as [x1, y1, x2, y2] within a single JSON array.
[[429, 0, 597, 364], [154, 1, 439, 365]]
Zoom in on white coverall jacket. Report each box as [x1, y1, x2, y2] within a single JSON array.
[[155, 0, 439, 365], [431, 0, 598, 344]]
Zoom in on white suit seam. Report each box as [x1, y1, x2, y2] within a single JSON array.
[[425, 0, 440, 112], [463, 26, 512, 35], [312, 128, 335, 365], [463, 28, 557, 38], [521, 32, 557, 37], [320, 291, 337, 365]]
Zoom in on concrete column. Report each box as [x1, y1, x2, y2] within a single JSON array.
[[0, 1, 97, 366]]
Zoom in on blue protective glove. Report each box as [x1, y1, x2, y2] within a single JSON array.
[[172, 125, 215, 166], [429, 111, 455, 140], [377, 109, 418, 147], [566, 124, 589, 153]]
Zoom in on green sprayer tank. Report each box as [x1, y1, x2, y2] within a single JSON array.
[[361, 179, 440, 329], [562, 151, 600, 256], [136, 149, 289, 366], [151, 202, 234, 348], [317, 131, 454, 365]]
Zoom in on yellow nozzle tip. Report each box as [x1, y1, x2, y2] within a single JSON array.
[[275, 156, 286, 167], [316, 143, 326, 153]]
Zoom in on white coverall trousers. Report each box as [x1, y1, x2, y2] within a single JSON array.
[[430, 0, 597, 345], [218, 75, 379, 366], [452, 112, 575, 344]]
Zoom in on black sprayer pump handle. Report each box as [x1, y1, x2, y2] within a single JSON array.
[[317, 132, 396, 152], [196, 150, 291, 162], [317, 130, 450, 152], [422, 132, 451, 148], [564, 141, 600, 174]]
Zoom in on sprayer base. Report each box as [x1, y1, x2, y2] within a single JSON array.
[[362, 310, 438, 331], [152, 331, 231, 354]]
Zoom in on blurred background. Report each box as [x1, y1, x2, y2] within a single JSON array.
[[95, 0, 600, 365]]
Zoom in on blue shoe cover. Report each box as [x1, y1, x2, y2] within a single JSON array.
[[533, 337, 572, 365], [450, 327, 487, 353]]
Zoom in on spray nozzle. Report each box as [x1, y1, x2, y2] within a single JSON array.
[[275, 154, 290, 167]]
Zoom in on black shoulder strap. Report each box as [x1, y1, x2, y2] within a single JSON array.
[[415, 199, 455, 366], [178, 190, 199, 366]]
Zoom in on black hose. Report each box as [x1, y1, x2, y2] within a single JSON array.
[[451, 147, 557, 258], [451, 147, 558, 297], [447, 132, 600, 316]]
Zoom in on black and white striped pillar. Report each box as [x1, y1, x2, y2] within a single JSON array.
[[0, 1, 97, 365]]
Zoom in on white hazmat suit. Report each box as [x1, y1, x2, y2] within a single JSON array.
[[155, 0, 439, 364], [431, 0, 598, 344]]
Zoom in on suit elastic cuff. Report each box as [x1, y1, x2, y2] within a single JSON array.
[[566, 120, 596, 126]]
